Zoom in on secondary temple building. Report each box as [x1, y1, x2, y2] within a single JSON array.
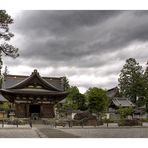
[[0, 69, 68, 119]]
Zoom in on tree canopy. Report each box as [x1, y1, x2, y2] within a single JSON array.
[[86, 87, 108, 115], [0, 10, 19, 58], [63, 86, 87, 111], [63, 76, 70, 91], [0, 10, 19, 88], [118, 58, 144, 104], [0, 102, 10, 112], [144, 62, 148, 112], [117, 107, 134, 119]]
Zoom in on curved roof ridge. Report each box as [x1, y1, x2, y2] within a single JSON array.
[[36, 71, 63, 92], [7, 69, 62, 92]]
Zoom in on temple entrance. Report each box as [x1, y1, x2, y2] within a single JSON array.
[[29, 105, 40, 120], [29, 105, 40, 113]]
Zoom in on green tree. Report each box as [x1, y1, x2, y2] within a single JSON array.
[[144, 62, 148, 113], [117, 107, 134, 119], [118, 58, 144, 104], [0, 102, 10, 112], [63, 86, 87, 111], [86, 87, 108, 117], [63, 76, 70, 91], [75, 93, 87, 111], [0, 10, 19, 88]]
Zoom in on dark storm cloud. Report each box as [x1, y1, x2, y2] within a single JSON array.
[[14, 10, 121, 36], [87, 11, 148, 52], [6, 10, 148, 91], [10, 10, 148, 69], [11, 11, 123, 64]]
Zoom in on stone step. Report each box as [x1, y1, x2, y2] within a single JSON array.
[[32, 120, 43, 124]]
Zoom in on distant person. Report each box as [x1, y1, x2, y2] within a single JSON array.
[[29, 119, 32, 128]]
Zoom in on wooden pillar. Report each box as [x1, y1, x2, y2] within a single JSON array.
[[40, 104, 43, 118], [27, 104, 30, 117], [25, 104, 27, 117], [15, 103, 26, 118]]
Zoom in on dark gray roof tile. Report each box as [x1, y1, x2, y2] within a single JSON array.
[[112, 97, 135, 107], [0, 94, 7, 102]]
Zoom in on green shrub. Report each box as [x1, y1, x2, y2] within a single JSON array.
[[103, 118, 115, 123], [140, 118, 148, 122], [6, 119, 26, 125], [118, 119, 142, 126], [117, 107, 134, 119]]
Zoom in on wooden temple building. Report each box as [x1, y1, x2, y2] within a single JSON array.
[[0, 69, 68, 119], [107, 87, 135, 109]]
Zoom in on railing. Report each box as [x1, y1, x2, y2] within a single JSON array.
[[0, 118, 32, 128], [42, 117, 103, 128]]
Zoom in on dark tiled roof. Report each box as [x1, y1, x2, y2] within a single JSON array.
[[8, 70, 62, 92], [1, 89, 68, 102], [3, 72, 64, 90], [0, 70, 68, 103], [0, 94, 7, 102], [112, 97, 135, 107], [107, 87, 119, 99]]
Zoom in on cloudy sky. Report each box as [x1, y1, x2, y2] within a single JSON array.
[[2, 10, 148, 93]]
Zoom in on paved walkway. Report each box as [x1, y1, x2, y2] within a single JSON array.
[[38, 128, 79, 138]]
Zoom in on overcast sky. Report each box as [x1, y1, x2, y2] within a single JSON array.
[[3, 10, 148, 93]]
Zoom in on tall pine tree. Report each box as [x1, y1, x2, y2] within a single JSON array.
[[144, 62, 148, 112], [63, 76, 70, 91], [0, 10, 19, 88], [118, 58, 144, 104]]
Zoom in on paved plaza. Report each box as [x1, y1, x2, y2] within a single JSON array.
[[0, 124, 47, 138], [1, 123, 148, 138], [58, 127, 148, 138], [0, 124, 78, 138], [0, 128, 39, 138], [57, 122, 148, 138]]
